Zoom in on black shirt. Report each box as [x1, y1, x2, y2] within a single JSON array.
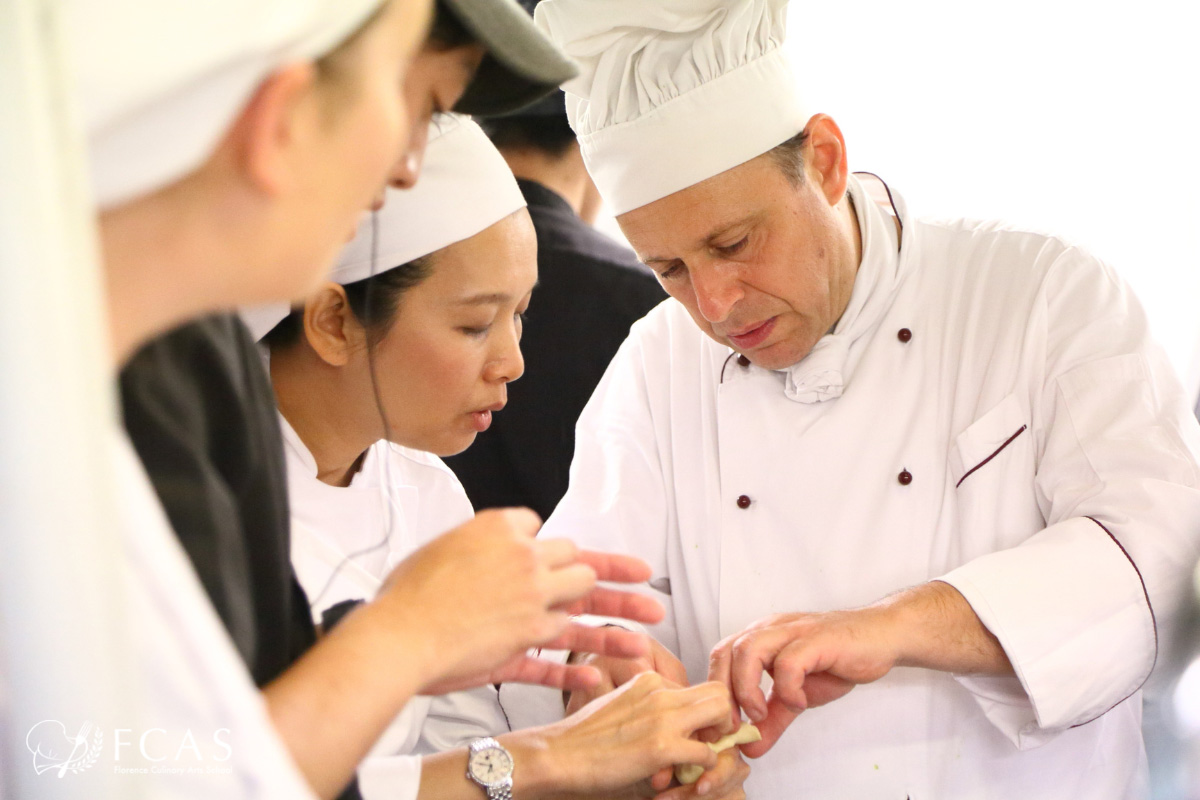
[[444, 179, 667, 520], [119, 314, 315, 686], [120, 314, 368, 800]]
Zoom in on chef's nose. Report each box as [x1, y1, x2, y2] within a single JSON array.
[[691, 264, 743, 324]]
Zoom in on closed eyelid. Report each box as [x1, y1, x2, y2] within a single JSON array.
[[714, 227, 752, 247], [656, 261, 686, 279]]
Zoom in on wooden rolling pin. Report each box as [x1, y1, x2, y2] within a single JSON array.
[[674, 723, 761, 785]]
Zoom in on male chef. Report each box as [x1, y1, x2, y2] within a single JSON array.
[[531, 0, 1200, 797]]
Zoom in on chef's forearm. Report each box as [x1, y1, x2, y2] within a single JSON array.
[[876, 580, 1014, 676]]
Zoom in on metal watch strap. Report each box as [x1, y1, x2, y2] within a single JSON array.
[[486, 781, 513, 800], [468, 738, 514, 800]]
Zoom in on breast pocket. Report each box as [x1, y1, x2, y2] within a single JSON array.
[[950, 393, 1043, 556]]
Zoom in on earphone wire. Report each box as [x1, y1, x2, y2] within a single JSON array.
[[307, 209, 398, 612]]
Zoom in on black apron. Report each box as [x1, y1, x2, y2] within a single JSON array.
[[120, 313, 361, 800]]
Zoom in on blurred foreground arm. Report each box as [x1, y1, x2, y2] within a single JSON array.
[[266, 508, 663, 798]]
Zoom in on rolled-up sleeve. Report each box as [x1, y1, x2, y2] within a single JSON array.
[[941, 248, 1200, 745], [941, 517, 1156, 746]]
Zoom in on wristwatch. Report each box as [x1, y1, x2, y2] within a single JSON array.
[[466, 737, 514, 800]]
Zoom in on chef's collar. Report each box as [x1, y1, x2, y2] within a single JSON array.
[[277, 408, 384, 491], [776, 174, 904, 403], [279, 410, 403, 586]]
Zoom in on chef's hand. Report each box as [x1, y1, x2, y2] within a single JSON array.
[[528, 672, 733, 797], [707, 581, 1013, 756], [374, 508, 665, 695], [565, 636, 691, 715]]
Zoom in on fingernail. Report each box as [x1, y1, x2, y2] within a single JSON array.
[[696, 781, 710, 795], [749, 706, 765, 722]]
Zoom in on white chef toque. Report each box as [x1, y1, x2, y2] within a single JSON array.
[[73, 0, 387, 210], [534, 0, 810, 215], [241, 113, 527, 341]]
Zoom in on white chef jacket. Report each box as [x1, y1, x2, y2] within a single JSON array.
[[281, 418, 508, 800], [115, 428, 317, 799], [541, 176, 1200, 799]]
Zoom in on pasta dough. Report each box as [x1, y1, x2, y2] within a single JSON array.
[[674, 723, 761, 785]]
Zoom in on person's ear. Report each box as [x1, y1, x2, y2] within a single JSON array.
[[802, 114, 850, 207], [223, 62, 319, 196], [576, 148, 605, 226], [302, 284, 366, 367]]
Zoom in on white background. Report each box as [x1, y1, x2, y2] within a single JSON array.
[[598, 0, 1200, 400]]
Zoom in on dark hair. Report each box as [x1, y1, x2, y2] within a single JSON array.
[[428, 0, 477, 50], [481, 114, 577, 159], [262, 255, 435, 350], [766, 129, 810, 186], [315, 0, 476, 84]]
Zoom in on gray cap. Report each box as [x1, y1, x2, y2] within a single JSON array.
[[447, 0, 577, 116]]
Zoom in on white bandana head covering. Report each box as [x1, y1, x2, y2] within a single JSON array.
[[533, 0, 810, 215], [241, 114, 526, 340], [73, 0, 387, 209]]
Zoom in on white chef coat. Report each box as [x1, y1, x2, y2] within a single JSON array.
[[115, 428, 317, 799], [541, 175, 1200, 799], [0, 667, 7, 794], [281, 418, 509, 800]]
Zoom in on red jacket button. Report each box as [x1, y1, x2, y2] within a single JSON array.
[[898, 470, 913, 485], [736, 495, 752, 509], [897, 328, 913, 343], [737, 354, 751, 367]]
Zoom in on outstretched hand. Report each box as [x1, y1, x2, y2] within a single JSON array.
[[424, 619, 659, 695], [557, 547, 666, 621], [375, 509, 664, 696]]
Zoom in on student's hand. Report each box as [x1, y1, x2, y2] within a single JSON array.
[[566, 637, 691, 715], [373, 508, 664, 695], [425, 623, 657, 696], [530, 672, 733, 796]]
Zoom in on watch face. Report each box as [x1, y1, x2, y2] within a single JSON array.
[[469, 746, 513, 784]]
